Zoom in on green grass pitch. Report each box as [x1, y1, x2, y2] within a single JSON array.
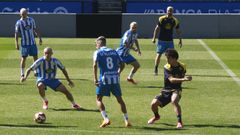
[[0, 38, 239, 135]]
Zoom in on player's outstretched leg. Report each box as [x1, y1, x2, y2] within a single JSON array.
[[56, 84, 81, 110], [127, 61, 140, 84]]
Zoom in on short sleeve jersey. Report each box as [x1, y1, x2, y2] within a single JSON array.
[[30, 57, 65, 81], [158, 15, 180, 41], [15, 17, 36, 46], [164, 62, 186, 90], [93, 47, 122, 85], [116, 29, 138, 56]]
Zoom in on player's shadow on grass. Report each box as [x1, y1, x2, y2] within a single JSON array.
[[59, 78, 90, 81], [186, 124, 240, 129], [139, 86, 163, 89], [0, 82, 24, 85], [49, 107, 99, 112], [192, 74, 232, 78], [140, 86, 194, 90], [0, 124, 77, 128], [142, 126, 186, 131], [162, 123, 240, 129]]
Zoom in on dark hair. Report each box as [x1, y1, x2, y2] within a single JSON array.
[[165, 49, 179, 60]]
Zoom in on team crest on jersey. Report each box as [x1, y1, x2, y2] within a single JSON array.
[[165, 23, 172, 29], [24, 25, 32, 30]]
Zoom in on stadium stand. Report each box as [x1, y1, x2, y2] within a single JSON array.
[[97, 0, 123, 13]]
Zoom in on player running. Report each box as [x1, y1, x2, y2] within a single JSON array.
[[116, 22, 141, 84]]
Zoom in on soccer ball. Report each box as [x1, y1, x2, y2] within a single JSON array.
[[34, 112, 46, 124]]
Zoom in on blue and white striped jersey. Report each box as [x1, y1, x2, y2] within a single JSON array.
[[116, 29, 138, 57], [30, 57, 65, 81], [93, 47, 122, 85], [15, 17, 36, 46]]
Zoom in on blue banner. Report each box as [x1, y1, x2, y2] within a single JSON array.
[[126, 2, 240, 14], [0, 2, 92, 13]]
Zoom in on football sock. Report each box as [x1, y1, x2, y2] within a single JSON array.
[[128, 73, 134, 79], [123, 113, 129, 121], [154, 112, 160, 118], [155, 66, 158, 71], [101, 111, 109, 120], [21, 68, 24, 76], [177, 114, 182, 123]]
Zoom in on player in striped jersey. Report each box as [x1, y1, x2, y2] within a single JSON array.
[[116, 22, 141, 84], [15, 8, 42, 80], [93, 36, 131, 128], [20, 47, 81, 110]]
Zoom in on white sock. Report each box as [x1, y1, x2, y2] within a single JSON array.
[[21, 68, 24, 76], [128, 73, 134, 79], [101, 111, 109, 121], [123, 113, 129, 121]]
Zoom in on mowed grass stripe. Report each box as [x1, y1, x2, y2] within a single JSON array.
[[0, 58, 227, 69], [0, 38, 206, 52], [199, 39, 240, 86], [1, 38, 240, 135], [203, 39, 240, 78], [0, 67, 232, 82], [0, 50, 213, 60], [0, 48, 212, 60]]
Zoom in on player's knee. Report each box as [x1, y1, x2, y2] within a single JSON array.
[[135, 63, 140, 69], [151, 99, 158, 107], [171, 100, 179, 106], [137, 63, 140, 69], [96, 96, 102, 102], [37, 83, 45, 90]]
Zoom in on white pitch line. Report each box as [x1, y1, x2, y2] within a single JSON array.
[[197, 39, 240, 85]]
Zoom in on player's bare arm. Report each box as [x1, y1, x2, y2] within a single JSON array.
[[15, 32, 19, 50], [152, 25, 159, 44], [93, 60, 99, 86], [118, 62, 124, 75], [176, 29, 182, 48], [168, 75, 192, 83], [135, 40, 141, 56], [61, 68, 74, 88], [20, 68, 32, 82], [34, 28, 42, 45]]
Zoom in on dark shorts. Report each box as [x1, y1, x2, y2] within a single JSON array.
[[155, 89, 182, 107]]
